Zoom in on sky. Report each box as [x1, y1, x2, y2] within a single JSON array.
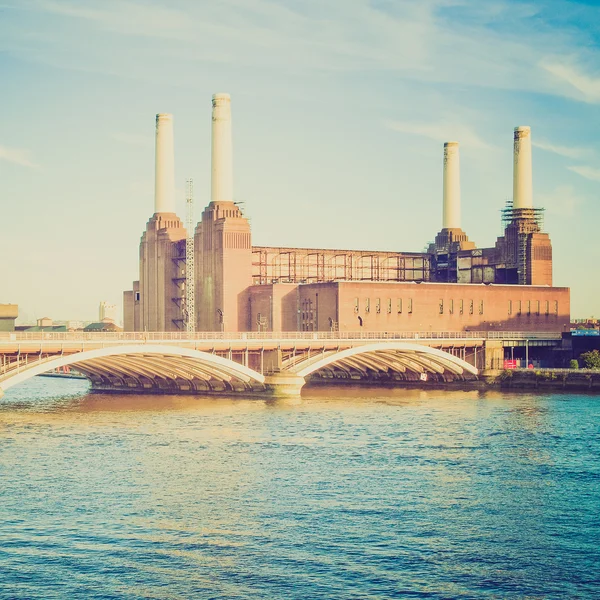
[[0, 0, 599, 323]]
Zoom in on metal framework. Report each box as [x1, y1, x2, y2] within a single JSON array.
[[185, 179, 195, 332], [252, 247, 430, 285]]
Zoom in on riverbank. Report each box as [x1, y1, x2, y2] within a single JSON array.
[[308, 370, 600, 393], [482, 368, 600, 392]]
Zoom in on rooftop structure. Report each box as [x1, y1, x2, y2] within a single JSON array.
[[0, 304, 18, 332]]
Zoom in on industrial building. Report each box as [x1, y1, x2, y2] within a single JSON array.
[[123, 95, 569, 334]]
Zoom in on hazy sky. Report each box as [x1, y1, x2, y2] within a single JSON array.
[[1, 0, 599, 322]]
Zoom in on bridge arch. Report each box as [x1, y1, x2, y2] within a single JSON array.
[[0, 344, 266, 395], [288, 342, 478, 381]]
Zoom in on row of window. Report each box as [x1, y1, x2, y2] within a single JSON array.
[[354, 298, 413, 314], [508, 300, 559, 316], [351, 297, 561, 317]]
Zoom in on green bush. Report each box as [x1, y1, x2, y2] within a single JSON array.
[[580, 350, 600, 370], [569, 359, 579, 369]]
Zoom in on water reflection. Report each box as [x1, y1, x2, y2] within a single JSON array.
[[0, 378, 599, 598]]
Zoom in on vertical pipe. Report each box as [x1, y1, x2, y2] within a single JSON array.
[[154, 114, 175, 214], [513, 126, 533, 209], [443, 142, 460, 229], [211, 93, 233, 203]]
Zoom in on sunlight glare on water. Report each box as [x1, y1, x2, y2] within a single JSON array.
[[1, 377, 599, 599]]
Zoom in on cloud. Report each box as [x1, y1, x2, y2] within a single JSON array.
[[532, 140, 588, 160], [111, 132, 150, 146], [568, 165, 600, 182], [538, 185, 584, 217], [386, 120, 490, 149], [1, 0, 597, 101], [543, 61, 600, 104], [35, 0, 189, 39], [0, 145, 38, 167]]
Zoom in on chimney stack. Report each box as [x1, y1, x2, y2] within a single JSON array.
[[211, 93, 233, 203], [154, 113, 175, 214], [443, 142, 460, 229], [513, 126, 533, 209]]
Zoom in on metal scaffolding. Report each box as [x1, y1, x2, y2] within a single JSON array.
[[185, 179, 195, 332]]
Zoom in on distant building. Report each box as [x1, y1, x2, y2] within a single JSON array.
[[0, 304, 18, 332], [99, 302, 117, 323], [37, 317, 53, 328], [84, 320, 123, 333]]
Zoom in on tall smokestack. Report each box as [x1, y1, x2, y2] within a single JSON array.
[[443, 141, 460, 229], [211, 93, 233, 203], [154, 113, 175, 214], [513, 126, 533, 209]]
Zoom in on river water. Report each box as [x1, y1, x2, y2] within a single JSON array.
[[0, 378, 598, 599]]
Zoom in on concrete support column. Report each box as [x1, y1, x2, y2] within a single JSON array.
[[155, 113, 175, 214], [211, 93, 233, 203], [484, 340, 504, 371], [264, 373, 306, 397], [513, 126, 533, 209], [443, 142, 460, 229]]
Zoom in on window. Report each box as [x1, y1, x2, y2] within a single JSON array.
[[398, 298, 402, 314], [376, 298, 381, 314], [134, 291, 140, 301], [527, 300, 531, 316], [387, 298, 392, 314], [365, 298, 370, 313], [536, 300, 540, 316], [407, 298, 413, 314], [508, 300, 512, 315], [517, 301, 522, 316], [554, 301, 559, 315], [354, 297, 359, 313], [449, 299, 454, 315], [469, 300, 474, 315], [479, 300, 484, 315], [459, 300, 464, 315], [439, 299, 444, 314], [545, 300, 550, 315]]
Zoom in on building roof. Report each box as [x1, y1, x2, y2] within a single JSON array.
[[20, 325, 67, 332], [83, 322, 123, 332]]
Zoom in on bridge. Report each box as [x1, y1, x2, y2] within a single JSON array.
[[0, 331, 562, 397]]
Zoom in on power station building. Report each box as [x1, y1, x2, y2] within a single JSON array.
[[123, 94, 569, 334]]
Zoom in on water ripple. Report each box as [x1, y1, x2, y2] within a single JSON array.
[[0, 378, 599, 598]]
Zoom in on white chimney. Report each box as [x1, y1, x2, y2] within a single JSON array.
[[443, 141, 460, 229], [154, 113, 175, 214], [211, 93, 233, 203], [513, 126, 533, 209]]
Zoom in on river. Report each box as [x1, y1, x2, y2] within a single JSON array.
[[1, 378, 598, 599]]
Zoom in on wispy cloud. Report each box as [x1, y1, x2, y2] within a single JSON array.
[[0, 144, 38, 167], [568, 165, 600, 182], [532, 140, 589, 160], [386, 120, 490, 149], [2, 0, 598, 103], [538, 185, 584, 217], [111, 132, 150, 146], [543, 61, 600, 104], [35, 0, 189, 38]]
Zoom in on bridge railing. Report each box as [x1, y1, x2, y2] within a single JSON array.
[[0, 330, 563, 342]]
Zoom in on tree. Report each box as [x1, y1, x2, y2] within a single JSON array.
[[569, 359, 579, 369], [580, 350, 600, 370]]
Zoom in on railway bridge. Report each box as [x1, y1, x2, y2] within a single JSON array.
[[0, 331, 561, 397]]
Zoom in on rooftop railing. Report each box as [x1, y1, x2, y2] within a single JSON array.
[[0, 330, 563, 342]]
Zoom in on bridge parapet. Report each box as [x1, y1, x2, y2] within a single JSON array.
[[0, 330, 562, 343]]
